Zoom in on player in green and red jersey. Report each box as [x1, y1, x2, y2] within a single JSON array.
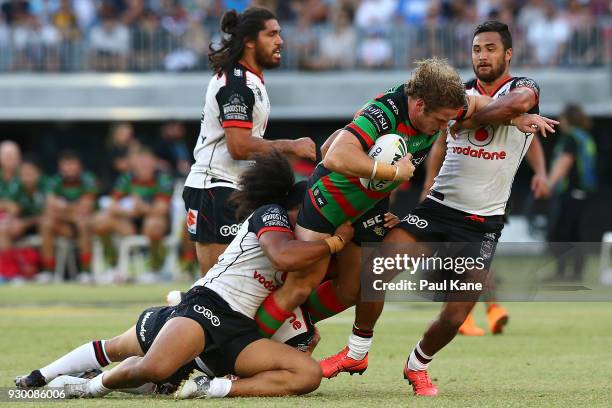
[[0, 159, 48, 251], [252, 58, 494, 340], [0, 141, 22, 221], [93, 147, 173, 271], [41, 151, 98, 277]]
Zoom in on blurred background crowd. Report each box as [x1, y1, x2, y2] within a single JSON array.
[[0, 0, 610, 72]]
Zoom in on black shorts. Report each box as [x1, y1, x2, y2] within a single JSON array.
[[135, 306, 199, 386], [172, 286, 263, 373], [183, 186, 239, 244], [297, 196, 391, 246], [395, 198, 504, 269]]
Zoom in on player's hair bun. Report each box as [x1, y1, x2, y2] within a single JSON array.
[[221, 10, 240, 35]]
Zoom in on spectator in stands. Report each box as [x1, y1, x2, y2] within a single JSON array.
[[308, 6, 356, 70], [12, 13, 61, 70], [396, 0, 429, 26], [1, 0, 29, 25], [40, 150, 97, 278], [0, 159, 47, 251], [53, 0, 81, 70], [132, 9, 169, 70], [546, 103, 598, 282], [357, 27, 392, 69], [0, 14, 9, 63], [153, 120, 190, 176], [163, 16, 208, 71], [564, 0, 600, 66], [92, 146, 172, 272], [89, 5, 130, 71], [526, 2, 570, 66], [289, 11, 317, 70], [121, 0, 146, 27], [355, 0, 397, 30], [72, 0, 96, 32]]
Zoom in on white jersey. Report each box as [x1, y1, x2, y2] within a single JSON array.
[[185, 62, 270, 190], [429, 76, 541, 216], [192, 204, 291, 318]]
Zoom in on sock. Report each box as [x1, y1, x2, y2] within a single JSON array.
[[255, 294, 293, 337], [306, 280, 350, 323], [42, 256, 55, 271], [79, 252, 92, 271], [346, 324, 373, 360], [86, 372, 111, 397], [206, 378, 232, 398], [407, 341, 433, 371], [39, 340, 110, 382]]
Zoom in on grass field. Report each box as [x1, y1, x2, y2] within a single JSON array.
[[1, 283, 612, 407]]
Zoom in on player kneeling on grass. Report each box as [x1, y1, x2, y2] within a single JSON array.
[[16, 151, 353, 399]]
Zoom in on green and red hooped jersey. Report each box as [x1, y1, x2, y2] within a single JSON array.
[[47, 171, 98, 202], [111, 171, 173, 203], [309, 84, 467, 227]]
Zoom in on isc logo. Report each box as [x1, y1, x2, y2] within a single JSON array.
[[362, 214, 383, 228]]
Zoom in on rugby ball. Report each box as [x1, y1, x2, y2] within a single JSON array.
[[359, 133, 409, 191]]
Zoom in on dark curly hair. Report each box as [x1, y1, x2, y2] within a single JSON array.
[[209, 7, 277, 74], [230, 150, 307, 221]]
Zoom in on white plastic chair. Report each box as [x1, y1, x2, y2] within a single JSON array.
[[599, 231, 612, 285]]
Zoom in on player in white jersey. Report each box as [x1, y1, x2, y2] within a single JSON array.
[[183, 7, 315, 275], [16, 152, 353, 399], [319, 21, 558, 395]]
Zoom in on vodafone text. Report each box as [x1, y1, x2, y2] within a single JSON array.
[[451, 146, 506, 160]]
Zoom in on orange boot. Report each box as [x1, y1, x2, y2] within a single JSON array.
[[487, 304, 509, 334], [458, 312, 485, 336]]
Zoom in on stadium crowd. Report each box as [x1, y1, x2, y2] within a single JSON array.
[[0, 0, 609, 71]]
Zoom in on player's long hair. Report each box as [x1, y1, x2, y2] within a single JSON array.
[[231, 150, 306, 222], [209, 7, 277, 74]]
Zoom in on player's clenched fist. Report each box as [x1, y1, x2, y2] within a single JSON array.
[[395, 154, 415, 182], [291, 137, 316, 161]]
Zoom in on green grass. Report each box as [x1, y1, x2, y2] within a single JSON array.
[[1, 283, 611, 407]]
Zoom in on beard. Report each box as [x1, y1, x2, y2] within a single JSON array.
[[254, 46, 281, 70], [473, 58, 506, 83]]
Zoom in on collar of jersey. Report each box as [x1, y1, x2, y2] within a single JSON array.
[[476, 75, 513, 97], [237, 60, 265, 83]]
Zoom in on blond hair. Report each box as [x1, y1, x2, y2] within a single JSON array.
[[405, 58, 466, 112]]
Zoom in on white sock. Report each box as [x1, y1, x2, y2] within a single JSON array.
[[346, 330, 372, 361], [206, 378, 232, 398], [86, 373, 111, 397], [407, 341, 433, 371], [40, 340, 110, 382]]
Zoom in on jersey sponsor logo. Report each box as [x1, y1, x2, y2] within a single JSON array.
[[187, 209, 198, 235], [312, 186, 328, 208], [233, 68, 243, 77], [468, 126, 494, 147], [139, 311, 153, 342], [253, 270, 281, 291], [261, 207, 290, 228], [362, 105, 390, 133], [220, 224, 240, 237], [362, 214, 383, 229], [193, 304, 221, 326], [451, 145, 507, 160], [402, 214, 428, 229], [288, 313, 302, 330], [386, 98, 399, 115], [223, 94, 249, 121]]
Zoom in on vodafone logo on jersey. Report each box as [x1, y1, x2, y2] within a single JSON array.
[[468, 125, 494, 146], [453, 125, 506, 160], [253, 270, 280, 291]]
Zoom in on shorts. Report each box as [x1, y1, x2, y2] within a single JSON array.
[[395, 198, 504, 270], [297, 196, 391, 246], [135, 306, 199, 386], [183, 186, 240, 245], [172, 286, 263, 373]]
